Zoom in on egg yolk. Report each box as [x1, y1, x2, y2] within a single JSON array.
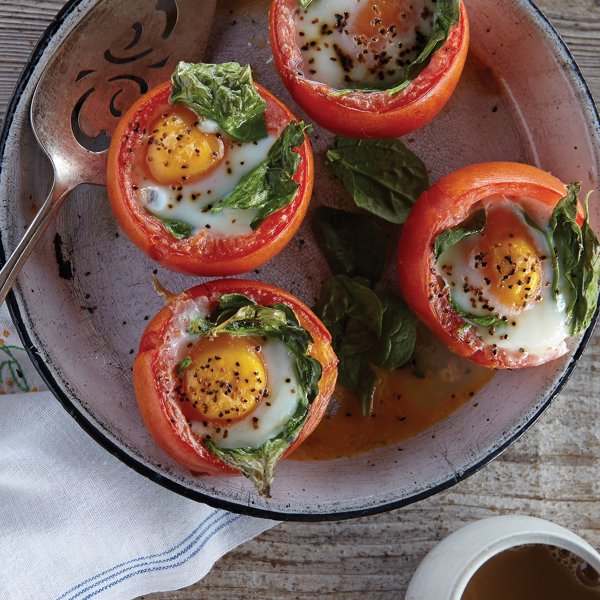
[[181, 334, 268, 425], [351, 0, 421, 53], [146, 107, 225, 185], [469, 207, 543, 314]]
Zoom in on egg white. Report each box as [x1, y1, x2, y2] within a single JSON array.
[[138, 124, 277, 237], [168, 300, 303, 451], [295, 0, 436, 89], [436, 200, 571, 356]]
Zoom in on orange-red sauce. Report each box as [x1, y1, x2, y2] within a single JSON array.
[[291, 331, 495, 461]]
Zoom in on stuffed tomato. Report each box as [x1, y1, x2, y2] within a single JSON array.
[[107, 62, 313, 276], [397, 162, 600, 369], [133, 279, 338, 496], [270, 0, 469, 138]]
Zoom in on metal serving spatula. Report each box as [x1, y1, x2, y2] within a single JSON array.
[[0, 0, 216, 304]]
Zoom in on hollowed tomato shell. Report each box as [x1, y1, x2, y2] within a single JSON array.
[[397, 162, 571, 369], [133, 279, 338, 475], [107, 81, 314, 276], [269, 0, 469, 139]]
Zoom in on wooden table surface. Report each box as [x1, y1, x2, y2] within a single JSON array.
[[1, 1, 599, 598]]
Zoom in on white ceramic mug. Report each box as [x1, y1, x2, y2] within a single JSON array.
[[406, 515, 600, 600]]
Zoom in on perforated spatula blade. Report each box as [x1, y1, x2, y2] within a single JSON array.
[[0, 0, 216, 303]]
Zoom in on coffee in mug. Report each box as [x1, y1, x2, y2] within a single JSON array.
[[461, 544, 600, 599]]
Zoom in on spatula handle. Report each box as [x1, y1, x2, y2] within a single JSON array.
[[0, 178, 71, 305]]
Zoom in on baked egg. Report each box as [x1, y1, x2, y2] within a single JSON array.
[[137, 107, 277, 237], [436, 199, 570, 357], [294, 0, 436, 89], [169, 299, 305, 450]]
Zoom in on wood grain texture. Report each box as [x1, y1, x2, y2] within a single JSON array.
[[0, 1, 598, 598]]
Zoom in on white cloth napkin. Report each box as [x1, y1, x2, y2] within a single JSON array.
[[0, 304, 277, 599]]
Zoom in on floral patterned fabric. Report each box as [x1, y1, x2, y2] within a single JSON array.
[[0, 303, 45, 394]]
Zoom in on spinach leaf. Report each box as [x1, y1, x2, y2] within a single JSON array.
[[551, 184, 583, 317], [371, 285, 417, 371], [326, 137, 429, 224], [572, 195, 600, 335], [206, 397, 308, 497], [215, 293, 257, 320], [521, 209, 560, 296], [434, 208, 486, 260], [312, 206, 386, 281], [210, 303, 314, 360], [296, 355, 323, 402], [271, 302, 301, 325], [182, 294, 322, 496], [317, 275, 382, 356], [159, 217, 193, 240], [170, 62, 267, 143], [176, 356, 192, 375], [299, 0, 315, 7], [354, 357, 379, 417], [387, 0, 460, 96], [316, 276, 416, 415], [550, 185, 600, 336], [449, 295, 507, 329], [188, 317, 211, 335], [212, 121, 310, 229]]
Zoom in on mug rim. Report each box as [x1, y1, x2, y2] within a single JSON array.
[[453, 527, 600, 598], [406, 515, 600, 600]]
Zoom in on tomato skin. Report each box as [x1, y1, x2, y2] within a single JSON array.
[[107, 82, 314, 276], [397, 162, 571, 369], [133, 279, 338, 476], [269, 0, 469, 139]]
